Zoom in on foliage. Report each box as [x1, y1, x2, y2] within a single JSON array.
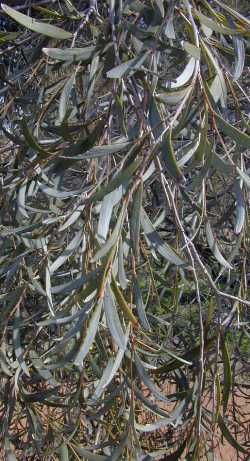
[[0, 0, 249, 459]]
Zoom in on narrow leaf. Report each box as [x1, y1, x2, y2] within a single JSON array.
[[107, 53, 148, 78], [104, 285, 126, 350], [130, 182, 143, 258], [74, 301, 102, 368], [221, 338, 232, 414], [141, 209, 185, 266], [1, 4, 72, 39], [206, 221, 233, 269]]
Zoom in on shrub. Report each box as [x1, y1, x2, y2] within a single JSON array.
[[0, 1, 249, 459]]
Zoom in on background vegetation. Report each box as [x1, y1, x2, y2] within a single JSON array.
[[0, 0, 249, 459]]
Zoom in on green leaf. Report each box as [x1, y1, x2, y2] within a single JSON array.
[[93, 204, 126, 261], [183, 41, 200, 59], [74, 301, 102, 368], [43, 46, 96, 61], [169, 57, 196, 88], [233, 35, 245, 80], [0, 31, 20, 43], [50, 230, 84, 274], [1, 4, 72, 39], [13, 308, 30, 377], [141, 209, 186, 266], [221, 338, 232, 414], [234, 180, 245, 234], [135, 397, 188, 431], [58, 74, 75, 124], [135, 354, 171, 404], [91, 157, 141, 203], [237, 167, 250, 189], [159, 439, 187, 460], [73, 446, 106, 460], [20, 118, 49, 156], [63, 140, 132, 161], [157, 87, 192, 105], [130, 182, 143, 259], [206, 221, 232, 270], [107, 53, 148, 78], [4, 439, 18, 461], [118, 239, 128, 289], [195, 10, 239, 35], [202, 41, 227, 107], [133, 276, 151, 331], [97, 187, 122, 243], [215, 114, 250, 149], [162, 130, 184, 182], [218, 414, 247, 454], [104, 284, 127, 350], [92, 324, 130, 400], [213, 0, 250, 28]]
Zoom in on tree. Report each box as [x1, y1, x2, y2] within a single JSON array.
[[0, 1, 249, 459]]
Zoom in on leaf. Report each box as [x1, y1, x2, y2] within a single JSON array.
[[233, 35, 245, 80], [43, 46, 96, 61], [111, 276, 138, 326], [135, 354, 171, 404], [38, 182, 81, 199], [93, 204, 126, 261], [202, 42, 227, 108], [107, 53, 148, 78], [183, 41, 200, 59], [49, 230, 84, 274], [148, 95, 164, 140], [118, 239, 128, 289], [0, 31, 20, 43], [97, 187, 123, 243], [59, 204, 84, 232], [133, 277, 151, 331], [130, 182, 143, 259], [218, 414, 247, 454], [17, 180, 29, 220], [104, 285, 126, 350], [135, 397, 188, 431], [169, 57, 196, 89], [4, 439, 18, 461], [157, 87, 192, 105], [159, 439, 187, 460], [73, 446, 106, 460], [74, 301, 102, 368], [62, 140, 132, 161], [45, 264, 55, 316], [13, 308, 30, 377], [215, 373, 222, 421], [20, 118, 48, 156], [206, 221, 233, 270], [106, 436, 128, 461], [237, 167, 250, 189], [213, 0, 250, 28], [58, 74, 75, 123], [92, 324, 130, 400], [195, 10, 239, 35], [234, 180, 245, 234], [1, 4, 72, 39], [86, 55, 100, 117], [221, 338, 232, 414], [92, 157, 141, 203], [212, 153, 233, 175], [141, 209, 186, 266], [30, 350, 58, 387], [162, 129, 184, 182], [214, 114, 250, 149]]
